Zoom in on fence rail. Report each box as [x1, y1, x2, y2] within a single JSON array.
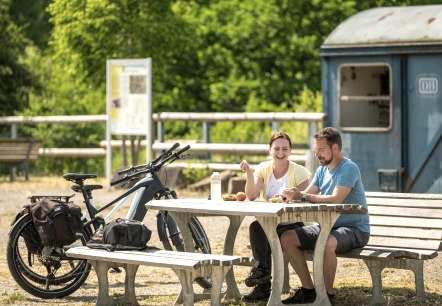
[[1, 112, 326, 172]]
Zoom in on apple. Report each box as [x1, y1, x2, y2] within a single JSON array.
[[236, 191, 246, 201]]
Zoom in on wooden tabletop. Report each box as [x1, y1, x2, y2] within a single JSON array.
[[147, 199, 367, 216]]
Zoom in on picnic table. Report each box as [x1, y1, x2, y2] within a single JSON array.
[[147, 199, 366, 306]]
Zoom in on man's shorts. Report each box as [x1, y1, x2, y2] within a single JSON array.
[[294, 225, 370, 254]]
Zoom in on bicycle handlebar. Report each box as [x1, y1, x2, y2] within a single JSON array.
[[117, 142, 180, 176], [175, 144, 191, 156], [151, 144, 191, 170], [111, 143, 190, 186]]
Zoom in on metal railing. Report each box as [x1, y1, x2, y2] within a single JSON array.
[[0, 112, 326, 172]]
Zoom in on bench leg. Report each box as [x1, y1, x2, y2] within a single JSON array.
[[210, 265, 231, 306], [90, 260, 115, 306], [363, 259, 387, 305], [411, 260, 425, 297], [89, 260, 140, 306], [173, 269, 195, 306], [122, 263, 140, 305]]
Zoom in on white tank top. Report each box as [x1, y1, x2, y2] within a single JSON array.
[[264, 172, 288, 201]]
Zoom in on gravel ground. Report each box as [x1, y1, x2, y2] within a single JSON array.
[[0, 177, 441, 306]]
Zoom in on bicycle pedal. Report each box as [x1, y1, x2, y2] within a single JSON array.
[[110, 267, 122, 273], [195, 276, 212, 289]]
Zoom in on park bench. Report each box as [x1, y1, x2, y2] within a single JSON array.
[[0, 138, 40, 181], [66, 246, 254, 306], [280, 192, 442, 305]]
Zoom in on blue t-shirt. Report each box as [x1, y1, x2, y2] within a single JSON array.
[[312, 158, 370, 233]]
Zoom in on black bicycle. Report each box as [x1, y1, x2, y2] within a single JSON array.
[[7, 143, 211, 299]]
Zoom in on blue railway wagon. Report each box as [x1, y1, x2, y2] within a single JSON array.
[[321, 5, 441, 192]]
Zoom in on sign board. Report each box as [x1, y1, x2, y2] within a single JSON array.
[[105, 58, 152, 187]]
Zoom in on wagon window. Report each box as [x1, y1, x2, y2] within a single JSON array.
[[338, 64, 392, 131]]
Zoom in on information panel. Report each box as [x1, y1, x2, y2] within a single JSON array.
[[108, 61, 150, 135], [105, 58, 152, 187]]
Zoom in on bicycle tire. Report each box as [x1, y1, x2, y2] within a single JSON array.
[[156, 211, 185, 251], [7, 213, 91, 299], [155, 194, 211, 254], [188, 217, 212, 254]]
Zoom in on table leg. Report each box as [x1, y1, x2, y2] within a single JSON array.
[[172, 212, 194, 252], [256, 216, 284, 306], [223, 215, 244, 299], [311, 211, 339, 306]]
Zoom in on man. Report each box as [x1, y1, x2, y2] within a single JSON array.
[[280, 127, 370, 305]]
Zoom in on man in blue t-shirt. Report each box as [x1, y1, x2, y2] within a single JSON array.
[[281, 127, 370, 305]]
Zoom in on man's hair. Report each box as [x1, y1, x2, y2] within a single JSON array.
[[269, 131, 292, 148], [314, 127, 342, 150]]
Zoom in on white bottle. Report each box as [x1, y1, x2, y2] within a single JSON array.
[[210, 172, 222, 201]]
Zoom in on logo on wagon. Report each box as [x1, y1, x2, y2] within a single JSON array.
[[417, 74, 440, 96]]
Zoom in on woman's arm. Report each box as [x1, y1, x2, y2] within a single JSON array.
[[240, 160, 263, 200]]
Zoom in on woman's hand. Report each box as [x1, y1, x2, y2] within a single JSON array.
[[240, 160, 253, 174]]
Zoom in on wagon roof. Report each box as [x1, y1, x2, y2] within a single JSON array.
[[323, 5, 442, 48]]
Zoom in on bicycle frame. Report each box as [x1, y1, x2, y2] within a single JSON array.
[[81, 171, 170, 228]]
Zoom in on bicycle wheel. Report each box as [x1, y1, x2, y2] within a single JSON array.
[[155, 193, 211, 254], [7, 213, 91, 299], [188, 217, 211, 254]]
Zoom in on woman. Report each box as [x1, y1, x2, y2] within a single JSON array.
[[239, 131, 311, 302]]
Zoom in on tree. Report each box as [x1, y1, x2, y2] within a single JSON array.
[[0, 0, 34, 118], [9, 0, 52, 49]]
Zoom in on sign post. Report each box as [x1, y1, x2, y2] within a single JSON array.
[[106, 58, 152, 188]]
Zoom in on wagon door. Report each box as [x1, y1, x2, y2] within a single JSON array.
[[405, 55, 442, 192]]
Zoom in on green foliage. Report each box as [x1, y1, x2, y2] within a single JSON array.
[[0, 0, 34, 117], [6, 0, 442, 176], [19, 46, 105, 175], [182, 165, 211, 185], [9, 0, 52, 49]]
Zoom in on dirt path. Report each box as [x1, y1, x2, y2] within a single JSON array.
[[0, 177, 441, 305]]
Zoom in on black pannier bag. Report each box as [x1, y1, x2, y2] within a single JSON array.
[[30, 199, 83, 247], [13, 204, 43, 254], [87, 218, 151, 252]]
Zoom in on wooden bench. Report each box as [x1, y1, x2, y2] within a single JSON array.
[[66, 246, 254, 306], [0, 138, 40, 181], [280, 192, 442, 304]]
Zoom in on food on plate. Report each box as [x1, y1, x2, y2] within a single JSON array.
[[222, 193, 237, 201], [236, 192, 246, 201], [269, 197, 280, 203]]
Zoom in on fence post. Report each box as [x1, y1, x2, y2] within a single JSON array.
[[10, 123, 17, 181], [202, 121, 211, 159], [272, 121, 279, 132], [157, 121, 165, 143]]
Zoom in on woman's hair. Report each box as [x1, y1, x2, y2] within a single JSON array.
[[269, 131, 292, 148], [314, 127, 342, 150]]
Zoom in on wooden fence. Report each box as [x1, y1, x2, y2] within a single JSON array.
[[0, 112, 326, 172]]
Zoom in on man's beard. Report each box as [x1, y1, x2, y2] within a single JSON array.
[[318, 153, 333, 166]]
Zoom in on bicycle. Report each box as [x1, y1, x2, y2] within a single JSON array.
[[7, 143, 212, 299]]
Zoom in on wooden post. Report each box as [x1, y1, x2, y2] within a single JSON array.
[[203, 121, 211, 159]]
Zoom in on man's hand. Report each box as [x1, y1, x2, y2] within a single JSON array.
[[283, 187, 302, 201]]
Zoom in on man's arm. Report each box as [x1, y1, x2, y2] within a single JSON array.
[[303, 185, 351, 204], [283, 184, 351, 204]]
